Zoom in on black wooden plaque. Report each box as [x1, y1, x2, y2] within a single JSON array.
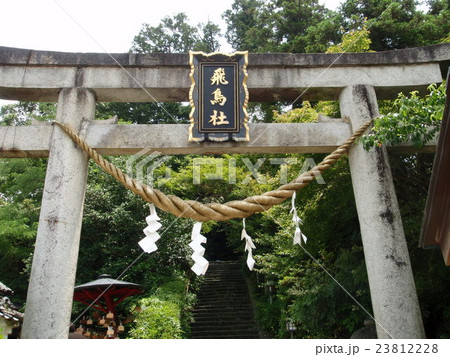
[[189, 51, 249, 142]]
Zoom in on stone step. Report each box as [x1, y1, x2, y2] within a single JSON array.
[[190, 261, 259, 339], [190, 325, 260, 333], [192, 310, 254, 318], [190, 330, 260, 339], [191, 320, 258, 328], [193, 304, 254, 310], [196, 294, 250, 299], [198, 287, 248, 290], [194, 304, 253, 309], [192, 305, 254, 311], [191, 323, 257, 330], [198, 284, 248, 289], [192, 309, 254, 317], [203, 275, 244, 279], [190, 328, 259, 336], [193, 303, 254, 310], [198, 285, 248, 291], [191, 315, 256, 323], [202, 277, 245, 282], [199, 290, 247, 295]]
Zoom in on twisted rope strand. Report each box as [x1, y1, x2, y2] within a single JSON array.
[[53, 119, 373, 221]]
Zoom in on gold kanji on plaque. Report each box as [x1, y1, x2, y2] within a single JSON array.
[[210, 68, 229, 86], [210, 88, 227, 106], [189, 51, 249, 142], [209, 110, 229, 126]]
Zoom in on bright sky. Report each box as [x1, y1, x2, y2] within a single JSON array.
[[0, 0, 343, 53]]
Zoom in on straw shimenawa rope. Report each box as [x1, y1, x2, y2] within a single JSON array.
[[53, 119, 373, 222]]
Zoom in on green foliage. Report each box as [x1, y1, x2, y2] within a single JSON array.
[[0, 159, 46, 202], [361, 82, 446, 149], [273, 101, 319, 123], [76, 157, 196, 285], [131, 297, 182, 338], [0, 158, 45, 301], [96, 102, 190, 125], [131, 13, 221, 53], [195, 21, 222, 53], [0, 200, 38, 293], [249, 156, 371, 338], [224, 0, 449, 54], [128, 273, 196, 339], [223, 0, 276, 52], [272, 97, 340, 126], [272, 0, 339, 53], [0, 102, 55, 126], [340, 0, 450, 50], [326, 24, 373, 53], [224, 0, 341, 53]]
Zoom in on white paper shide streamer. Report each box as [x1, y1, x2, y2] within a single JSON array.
[[241, 218, 256, 270], [290, 192, 307, 246], [189, 222, 209, 276], [138, 204, 162, 253]]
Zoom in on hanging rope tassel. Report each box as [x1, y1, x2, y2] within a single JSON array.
[[241, 218, 256, 270], [189, 222, 209, 276], [290, 192, 307, 246], [138, 204, 162, 253]]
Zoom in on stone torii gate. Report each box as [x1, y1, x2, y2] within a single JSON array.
[[1, 44, 449, 339]]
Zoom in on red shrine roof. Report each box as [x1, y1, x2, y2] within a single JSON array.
[[74, 274, 141, 291], [73, 274, 142, 314]]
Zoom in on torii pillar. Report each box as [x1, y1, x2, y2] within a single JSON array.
[[21, 88, 96, 339], [340, 85, 425, 339]]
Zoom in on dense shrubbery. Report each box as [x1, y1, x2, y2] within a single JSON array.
[[361, 82, 446, 150], [128, 273, 197, 339]]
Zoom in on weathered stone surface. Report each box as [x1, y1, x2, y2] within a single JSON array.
[[341, 85, 425, 339], [0, 43, 448, 102], [0, 121, 437, 158], [21, 88, 95, 339], [1, 43, 448, 67]]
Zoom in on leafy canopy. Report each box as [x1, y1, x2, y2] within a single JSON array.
[[361, 82, 446, 149]]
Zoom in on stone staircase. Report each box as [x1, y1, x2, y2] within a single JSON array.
[[189, 261, 260, 339]]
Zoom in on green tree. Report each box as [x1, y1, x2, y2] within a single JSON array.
[[131, 13, 221, 53], [96, 101, 190, 125], [102, 13, 222, 126], [0, 102, 55, 126], [224, 0, 342, 53], [128, 273, 197, 339], [238, 20, 450, 338], [224, 0, 276, 52], [195, 21, 222, 53], [272, 0, 340, 53], [326, 24, 373, 53], [339, 0, 450, 50], [0, 158, 46, 302], [360, 82, 446, 149]]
